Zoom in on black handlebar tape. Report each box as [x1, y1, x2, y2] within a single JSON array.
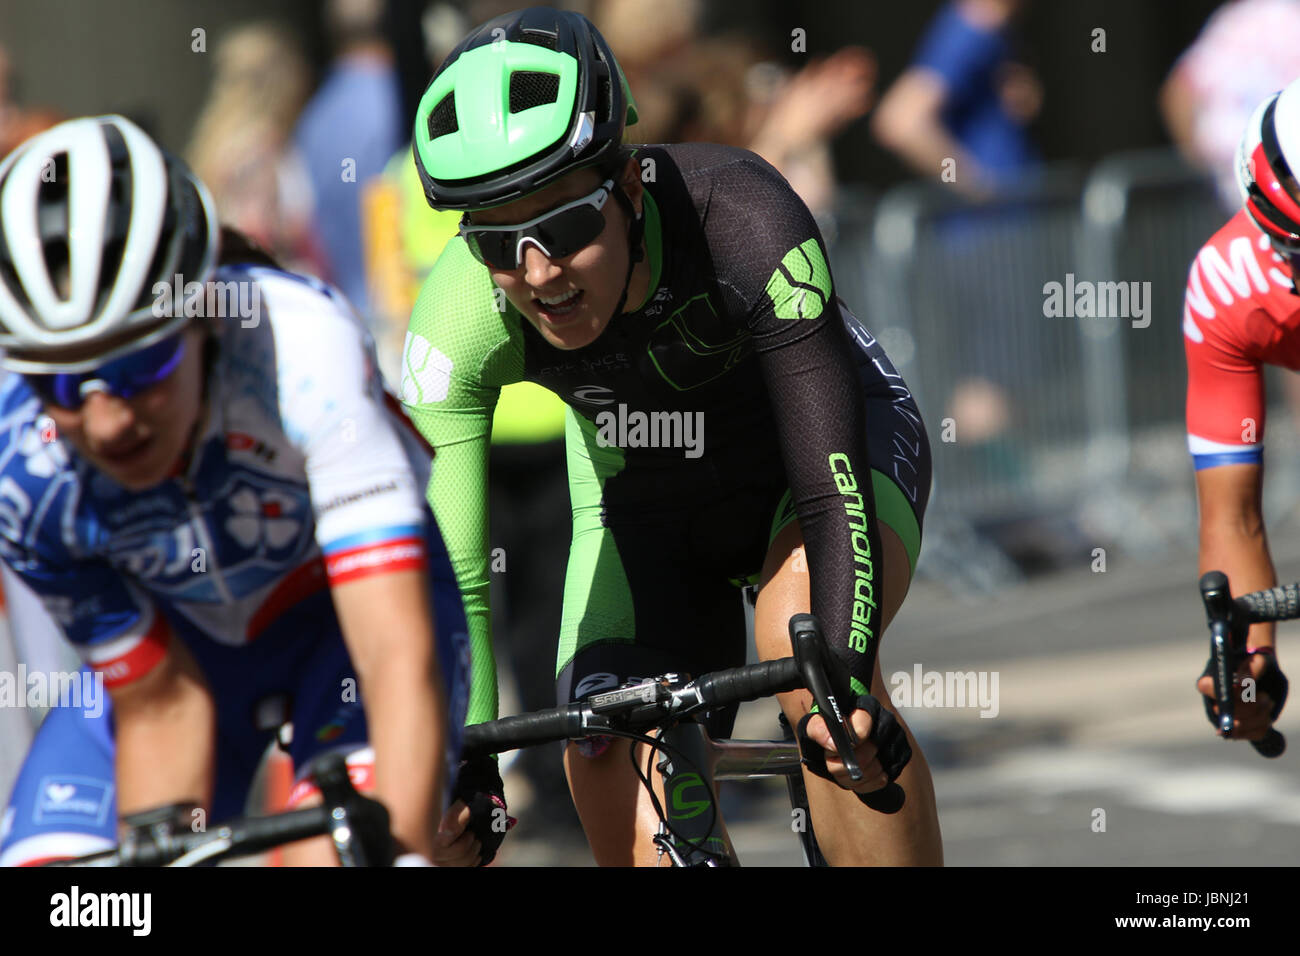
[[697, 657, 802, 707], [461, 703, 586, 759], [1235, 583, 1300, 623], [216, 805, 335, 858]]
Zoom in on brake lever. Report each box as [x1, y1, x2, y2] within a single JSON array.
[[1199, 571, 1286, 758], [790, 616, 863, 782]]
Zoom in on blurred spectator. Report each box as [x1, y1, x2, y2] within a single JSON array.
[[624, 36, 754, 147], [361, 147, 459, 382], [185, 22, 324, 276], [295, 0, 404, 318], [872, 0, 1041, 197], [620, 30, 875, 224], [594, 0, 701, 82], [1160, 0, 1300, 210], [0, 43, 60, 159], [747, 46, 876, 223], [873, 0, 1046, 512]]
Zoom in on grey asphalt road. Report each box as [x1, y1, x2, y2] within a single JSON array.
[[497, 534, 1300, 867], [5, 529, 1297, 867]]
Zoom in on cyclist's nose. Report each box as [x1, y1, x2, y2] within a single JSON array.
[[520, 241, 562, 287], [80, 390, 137, 447]]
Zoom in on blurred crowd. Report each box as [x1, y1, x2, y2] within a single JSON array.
[[0, 0, 1057, 384], [8, 0, 1296, 453]]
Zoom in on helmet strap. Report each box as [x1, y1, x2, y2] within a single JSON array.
[[607, 185, 645, 319]]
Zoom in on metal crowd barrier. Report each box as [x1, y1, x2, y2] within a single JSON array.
[[831, 152, 1238, 589]]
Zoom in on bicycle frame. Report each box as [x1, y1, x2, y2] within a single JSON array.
[[652, 719, 824, 867]]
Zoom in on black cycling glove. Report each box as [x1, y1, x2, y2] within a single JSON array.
[[1200, 647, 1289, 730], [796, 695, 912, 801], [452, 755, 517, 866]]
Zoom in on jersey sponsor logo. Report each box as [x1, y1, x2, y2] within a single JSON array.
[[643, 286, 674, 316], [538, 352, 630, 378], [104, 494, 181, 526], [1184, 232, 1293, 342], [225, 431, 278, 463], [317, 480, 399, 515], [766, 239, 832, 320], [225, 485, 306, 551], [324, 538, 427, 584], [105, 469, 312, 596], [828, 453, 876, 658], [34, 776, 113, 824], [571, 385, 616, 406], [400, 331, 454, 404]]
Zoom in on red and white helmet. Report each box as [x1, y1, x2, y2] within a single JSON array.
[[0, 115, 218, 372], [1237, 78, 1300, 248]]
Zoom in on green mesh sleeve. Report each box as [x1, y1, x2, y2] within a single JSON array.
[[400, 238, 526, 725]]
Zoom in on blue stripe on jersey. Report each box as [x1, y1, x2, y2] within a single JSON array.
[[1193, 450, 1263, 470], [321, 525, 424, 555]]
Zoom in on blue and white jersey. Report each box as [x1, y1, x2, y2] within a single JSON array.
[[0, 264, 465, 686]]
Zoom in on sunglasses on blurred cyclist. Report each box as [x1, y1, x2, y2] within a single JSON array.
[[460, 179, 614, 270], [24, 332, 187, 409]]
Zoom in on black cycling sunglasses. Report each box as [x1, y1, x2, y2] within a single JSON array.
[[460, 179, 613, 270]]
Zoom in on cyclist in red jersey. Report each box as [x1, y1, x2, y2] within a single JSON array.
[[1184, 78, 1300, 742]]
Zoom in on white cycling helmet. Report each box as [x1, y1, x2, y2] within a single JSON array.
[[0, 114, 218, 372], [1237, 78, 1300, 249]]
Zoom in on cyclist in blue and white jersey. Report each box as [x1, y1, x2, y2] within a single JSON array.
[[0, 115, 473, 866]]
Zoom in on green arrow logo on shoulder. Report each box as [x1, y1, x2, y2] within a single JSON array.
[[765, 238, 832, 320]]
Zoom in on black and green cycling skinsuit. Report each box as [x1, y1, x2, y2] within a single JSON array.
[[401, 143, 931, 730]]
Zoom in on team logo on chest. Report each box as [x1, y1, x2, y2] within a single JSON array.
[[106, 468, 312, 595], [224, 485, 304, 552]]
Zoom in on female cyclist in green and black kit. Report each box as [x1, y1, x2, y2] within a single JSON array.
[[404, 6, 942, 866]]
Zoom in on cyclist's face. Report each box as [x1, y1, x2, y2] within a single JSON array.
[[41, 327, 207, 491], [472, 160, 643, 351]]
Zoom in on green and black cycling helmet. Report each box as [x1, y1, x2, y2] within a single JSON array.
[[412, 6, 638, 212]]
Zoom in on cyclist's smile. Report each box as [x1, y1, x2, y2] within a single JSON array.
[[533, 288, 585, 325]]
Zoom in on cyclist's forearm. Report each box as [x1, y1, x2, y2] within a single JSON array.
[[362, 654, 447, 858], [1199, 517, 1278, 647], [332, 568, 447, 857]]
